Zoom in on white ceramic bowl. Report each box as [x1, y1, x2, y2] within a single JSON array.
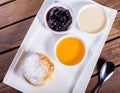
[[54, 35, 87, 66], [44, 3, 76, 34], [77, 4, 107, 35]]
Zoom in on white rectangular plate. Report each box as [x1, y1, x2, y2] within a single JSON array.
[[3, 0, 117, 93]]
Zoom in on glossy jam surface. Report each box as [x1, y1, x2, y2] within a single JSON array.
[[46, 7, 72, 32], [56, 37, 85, 66]]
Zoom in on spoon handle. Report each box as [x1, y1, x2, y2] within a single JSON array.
[[95, 81, 103, 93], [95, 85, 101, 93]]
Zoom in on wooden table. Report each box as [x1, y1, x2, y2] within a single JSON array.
[[0, 0, 120, 93]]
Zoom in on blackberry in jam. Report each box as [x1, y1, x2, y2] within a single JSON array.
[[46, 7, 72, 32]]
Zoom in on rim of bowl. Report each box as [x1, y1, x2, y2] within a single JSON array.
[[54, 35, 87, 66], [44, 2, 76, 34], [77, 4, 108, 35]]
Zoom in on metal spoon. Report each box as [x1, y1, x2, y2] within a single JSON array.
[[95, 62, 115, 93]]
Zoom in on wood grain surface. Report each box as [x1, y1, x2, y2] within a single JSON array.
[[92, 38, 120, 75], [0, 12, 119, 54], [0, 49, 17, 81], [0, 0, 15, 6], [0, 0, 43, 29], [0, 82, 20, 93], [107, 12, 120, 41], [0, 18, 34, 53], [94, 0, 120, 10], [0, 0, 120, 93], [86, 67, 120, 93]]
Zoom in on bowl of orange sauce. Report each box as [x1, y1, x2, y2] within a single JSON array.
[[55, 35, 86, 66]]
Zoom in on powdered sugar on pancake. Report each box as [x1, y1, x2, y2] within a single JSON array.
[[22, 53, 49, 85]]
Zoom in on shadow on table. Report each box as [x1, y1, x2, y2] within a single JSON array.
[[91, 58, 106, 93]]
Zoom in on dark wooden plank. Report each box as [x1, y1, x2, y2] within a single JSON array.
[[0, 38, 120, 91], [86, 66, 120, 93], [0, 17, 34, 53], [0, 0, 119, 53], [94, 0, 120, 10], [93, 0, 120, 41], [0, 49, 17, 81], [0, 0, 14, 5], [1, 62, 120, 93], [93, 38, 120, 75], [0, 0, 43, 28], [101, 38, 120, 65], [107, 12, 120, 41], [0, 82, 21, 93], [0, 13, 119, 54], [1, 23, 119, 78], [0, 0, 120, 92]]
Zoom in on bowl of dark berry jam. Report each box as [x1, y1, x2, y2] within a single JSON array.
[[45, 3, 76, 34]]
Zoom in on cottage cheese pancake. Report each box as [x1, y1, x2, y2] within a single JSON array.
[[22, 53, 54, 86]]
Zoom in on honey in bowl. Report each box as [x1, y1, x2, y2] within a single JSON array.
[[55, 36, 85, 66]]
